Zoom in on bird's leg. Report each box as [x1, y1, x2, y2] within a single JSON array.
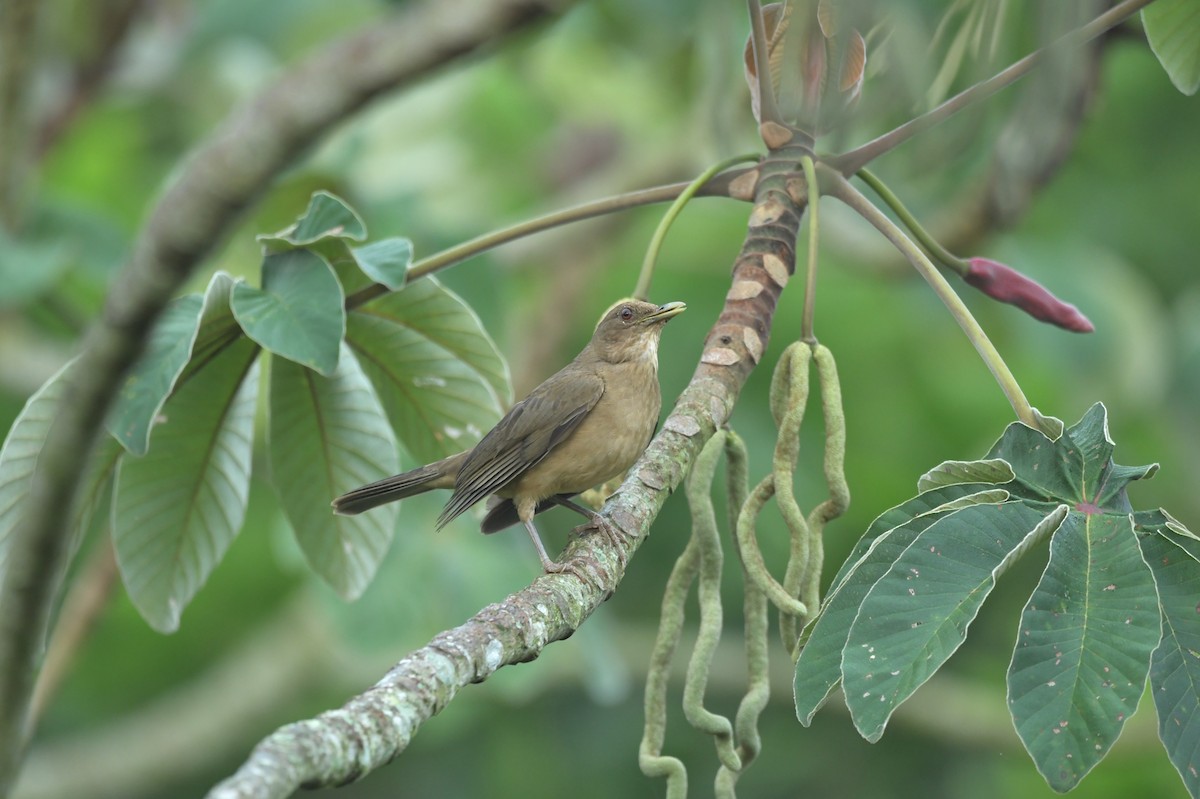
[[522, 518, 589, 579], [550, 496, 631, 564]]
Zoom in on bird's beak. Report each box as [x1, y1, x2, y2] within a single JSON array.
[[643, 301, 687, 324]]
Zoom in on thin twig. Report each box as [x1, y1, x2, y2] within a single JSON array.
[[856, 167, 966, 273], [634, 154, 760, 300], [343, 166, 754, 310], [830, 0, 1155, 174]]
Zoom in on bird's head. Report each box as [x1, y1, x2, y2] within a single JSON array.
[[589, 298, 686, 365]]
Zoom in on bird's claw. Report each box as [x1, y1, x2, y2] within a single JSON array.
[[541, 555, 592, 583], [576, 513, 630, 569]]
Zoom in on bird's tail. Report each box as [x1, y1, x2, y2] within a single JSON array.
[[331, 453, 464, 515]]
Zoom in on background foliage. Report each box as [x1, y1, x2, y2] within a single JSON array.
[[2, 0, 1198, 797]]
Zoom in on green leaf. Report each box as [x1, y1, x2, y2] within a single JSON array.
[[826, 484, 1012, 602], [988, 402, 1158, 510], [0, 361, 75, 571], [261, 190, 367, 247], [106, 293, 205, 454], [795, 483, 1010, 724], [916, 458, 1014, 492], [347, 277, 509, 463], [325, 237, 414, 296], [0, 362, 125, 577], [113, 274, 261, 633], [1007, 512, 1161, 792], [842, 501, 1066, 741], [351, 238, 412, 291], [362, 277, 509, 402], [1144, 0, 1200, 95], [1139, 529, 1200, 799], [255, 193, 405, 298], [74, 437, 123, 546], [232, 250, 345, 376], [268, 345, 399, 599], [1030, 408, 1065, 440]]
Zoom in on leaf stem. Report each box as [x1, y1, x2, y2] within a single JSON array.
[[799, 156, 820, 340], [746, 0, 784, 127], [826, 170, 1038, 428], [830, 0, 1156, 174], [634, 154, 761, 300], [856, 167, 967, 274], [345, 168, 753, 310]]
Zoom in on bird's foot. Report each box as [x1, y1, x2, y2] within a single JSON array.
[[577, 513, 631, 569], [540, 554, 592, 583]]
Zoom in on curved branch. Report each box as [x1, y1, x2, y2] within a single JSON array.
[[209, 146, 808, 799], [0, 0, 567, 792]]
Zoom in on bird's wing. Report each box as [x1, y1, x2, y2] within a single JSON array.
[[435, 370, 605, 528]]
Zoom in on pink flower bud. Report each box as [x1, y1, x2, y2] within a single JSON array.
[[964, 258, 1094, 333]]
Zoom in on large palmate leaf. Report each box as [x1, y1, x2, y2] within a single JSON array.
[[986, 403, 1158, 510], [231, 250, 345, 376], [268, 345, 399, 599], [795, 404, 1192, 796], [251, 190, 508, 467], [106, 293, 205, 454], [347, 279, 508, 464], [113, 275, 260, 633]]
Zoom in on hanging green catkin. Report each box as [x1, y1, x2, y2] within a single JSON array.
[[803, 345, 849, 613], [770, 343, 818, 648], [639, 531, 701, 799], [777, 344, 849, 654], [715, 431, 771, 799], [681, 433, 741, 772], [736, 342, 813, 621]]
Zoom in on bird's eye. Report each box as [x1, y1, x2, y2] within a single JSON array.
[[619, 306, 634, 322]]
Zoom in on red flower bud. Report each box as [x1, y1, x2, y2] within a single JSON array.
[[964, 258, 1094, 333]]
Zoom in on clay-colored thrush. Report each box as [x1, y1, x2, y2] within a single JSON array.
[[332, 298, 686, 572]]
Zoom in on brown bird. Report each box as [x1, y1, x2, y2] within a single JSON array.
[[332, 298, 686, 572]]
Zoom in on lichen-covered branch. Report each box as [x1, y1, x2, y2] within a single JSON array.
[[209, 144, 810, 799], [0, 0, 568, 792]]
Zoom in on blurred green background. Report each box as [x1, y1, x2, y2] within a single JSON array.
[[3, 1, 1198, 797]]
